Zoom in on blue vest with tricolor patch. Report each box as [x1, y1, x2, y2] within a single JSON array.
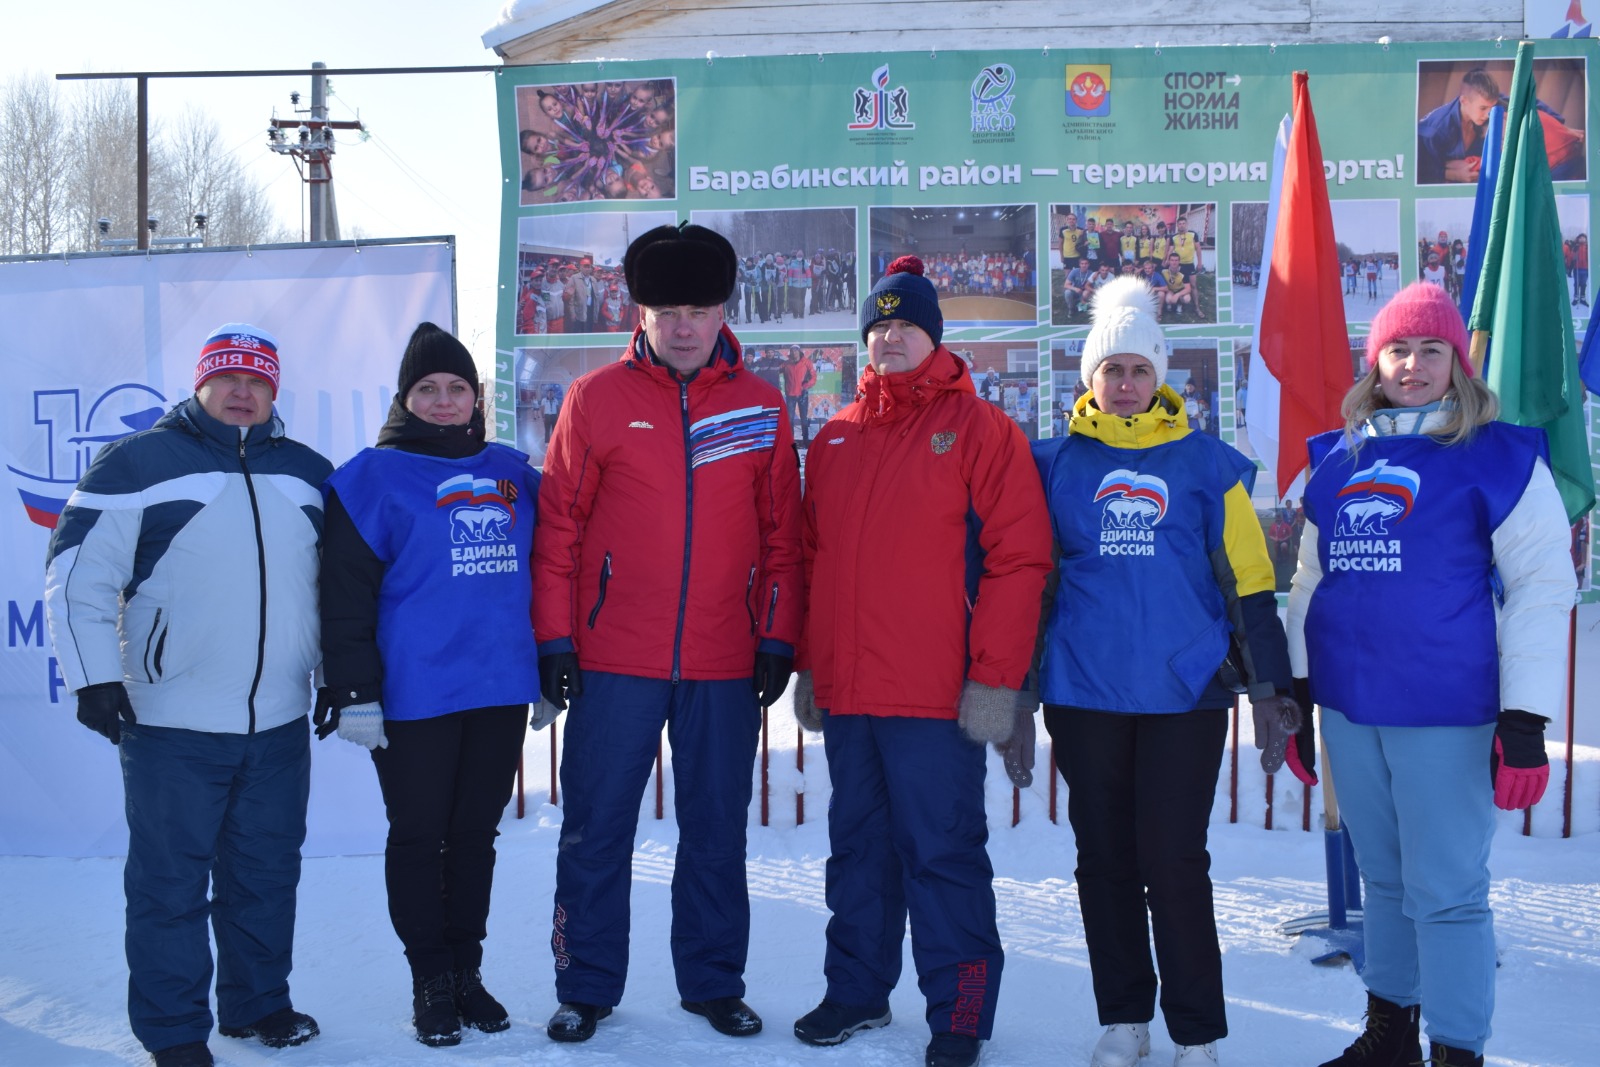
[[325, 444, 540, 720], [1301, 422, 1545, 727], [1036, 431, 1256, 713]]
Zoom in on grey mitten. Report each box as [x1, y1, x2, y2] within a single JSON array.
[[529, 698, 563, 731], [994, 707, 1037, 788], [957, 679, 1017, 744], [1252, 694, 1303, 774], [792, 670, 824, 732], [336, 701, 388, 751]]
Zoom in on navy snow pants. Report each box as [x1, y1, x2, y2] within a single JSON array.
[[551, 671, 761, 1006], [119, 717, 310, 1054], [821, 712, 1003, 1040]]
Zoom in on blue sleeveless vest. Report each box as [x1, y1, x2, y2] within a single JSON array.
[[1301, 422, 1545, 727], [1037, 432, 1256, 713], [326, 444, 541, 720]]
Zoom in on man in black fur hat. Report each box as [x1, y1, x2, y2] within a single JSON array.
[[533, 223, 803, 1045]]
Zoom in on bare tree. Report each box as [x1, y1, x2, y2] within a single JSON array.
[[1, 75, 288, 254], [158, 106, 291, 246], [67, 80, 143, 250], [0, 74, 72, 255]]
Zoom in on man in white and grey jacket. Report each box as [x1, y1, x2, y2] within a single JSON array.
[[45, 324, 332, 1067]]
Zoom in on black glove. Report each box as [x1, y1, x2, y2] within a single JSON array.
[[1285, 678, 1317, 786], [312, 687, 339, 741], [76, 681, 136, 744], [539, 651, 583, 710], [753, 651, 794, 708]]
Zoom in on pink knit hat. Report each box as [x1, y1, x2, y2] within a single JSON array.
[[1364, 282, 1473, 377]]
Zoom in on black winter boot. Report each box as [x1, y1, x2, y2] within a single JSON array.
[[413, 972, 463, 1047], [1426, 1044, 1484, 1067], [1316, 992, 1421, 1067], [454, 968, 510, 1033]]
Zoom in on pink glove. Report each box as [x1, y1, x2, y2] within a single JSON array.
[[1491, 711, 1550, 811], [1284, 734, 1317, 787], [1491, 737, 1550, 810]]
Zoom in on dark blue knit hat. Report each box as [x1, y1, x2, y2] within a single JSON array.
[[861, 255, 943, 346]]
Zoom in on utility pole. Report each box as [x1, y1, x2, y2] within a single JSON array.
[[266, 60, 363, 241], [309, 62, 328, 241]]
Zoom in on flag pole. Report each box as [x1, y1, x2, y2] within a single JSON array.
[[1564, 604, 1577, 838], [1468, 330, 1490, 377]]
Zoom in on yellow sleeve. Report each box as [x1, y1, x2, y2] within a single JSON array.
[[1221, 482, 1277, 597]]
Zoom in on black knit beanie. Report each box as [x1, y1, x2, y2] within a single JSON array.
[[397, 322, 478, 398]]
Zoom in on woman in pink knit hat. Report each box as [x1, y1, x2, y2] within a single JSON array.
[[1285, 282, 1574, 1067]]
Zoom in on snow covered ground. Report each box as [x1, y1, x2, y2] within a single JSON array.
[[5, 607, 1600, 1066]]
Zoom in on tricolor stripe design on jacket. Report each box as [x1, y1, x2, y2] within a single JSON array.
[[689, 405, 779, 468]]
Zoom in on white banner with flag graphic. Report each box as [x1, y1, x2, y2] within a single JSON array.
[[0, 240, 455, 857]]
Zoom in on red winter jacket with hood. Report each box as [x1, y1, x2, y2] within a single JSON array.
[[534, 324, 803, 680], [800, 346, 1051, 718]]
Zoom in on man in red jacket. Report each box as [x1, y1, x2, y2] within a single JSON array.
[[780, 344, 818, 444], [792, 257, 1051, 1067], [533, 223, 803, 1044]]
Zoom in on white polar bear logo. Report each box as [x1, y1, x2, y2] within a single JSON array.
[[1334, 495, 1405, 536], [1102, 496, 1161, 529], [451, 504, 511, 543]]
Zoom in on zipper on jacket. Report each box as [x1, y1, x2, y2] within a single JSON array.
[[587, 552, 613, 628], [765, 580, 780, 632], [671, 380, 695, 682], [142, 607, 164, 683], [744, 566, 758, 635], [239, 431, 268, 734]]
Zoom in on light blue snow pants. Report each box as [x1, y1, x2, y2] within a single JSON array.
[[1322, 708, 1497, 1055]]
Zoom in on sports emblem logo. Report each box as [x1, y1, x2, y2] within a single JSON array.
[[875, 292, 902, 317], [1094, 469, 1168, 529], [931, 430, 957, 455], [970, 63, 1017, 133], [1333, 459, 1420, 536], [849, 64, 915, 131], [1065, 64, 1112, 118]]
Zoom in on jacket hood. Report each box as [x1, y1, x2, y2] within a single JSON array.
[[164, 396, 284, 451], [623, 322, 745, 384], [856, 346, 974, 421], [1068, 382, 1190, 447]]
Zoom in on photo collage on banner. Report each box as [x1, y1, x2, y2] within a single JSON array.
[[495, 41, 1597, 588]]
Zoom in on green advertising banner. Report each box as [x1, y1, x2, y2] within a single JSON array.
[[495, 40, 1597, 588]]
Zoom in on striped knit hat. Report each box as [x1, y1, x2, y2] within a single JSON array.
[[195, 323, 281, 397]]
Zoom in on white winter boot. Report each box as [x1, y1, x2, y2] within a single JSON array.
[[1090, 1022, 1151, 1067], [1173, 1042, 1219, 1065]]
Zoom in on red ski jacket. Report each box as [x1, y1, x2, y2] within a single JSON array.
[[534, 324, 803, 680], [780, 353, 818, 398], [800, 346, 1051, 718]]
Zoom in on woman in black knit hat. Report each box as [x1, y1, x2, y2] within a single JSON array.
[[318, 323, 545, 1048]]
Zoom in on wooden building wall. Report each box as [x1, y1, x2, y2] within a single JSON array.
[[490, 1, 1526, 65]]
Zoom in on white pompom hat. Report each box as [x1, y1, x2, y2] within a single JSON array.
[[1080, 276, 1168, 386]]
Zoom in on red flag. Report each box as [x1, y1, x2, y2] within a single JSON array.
[[1255, 71, 1351, 497]]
